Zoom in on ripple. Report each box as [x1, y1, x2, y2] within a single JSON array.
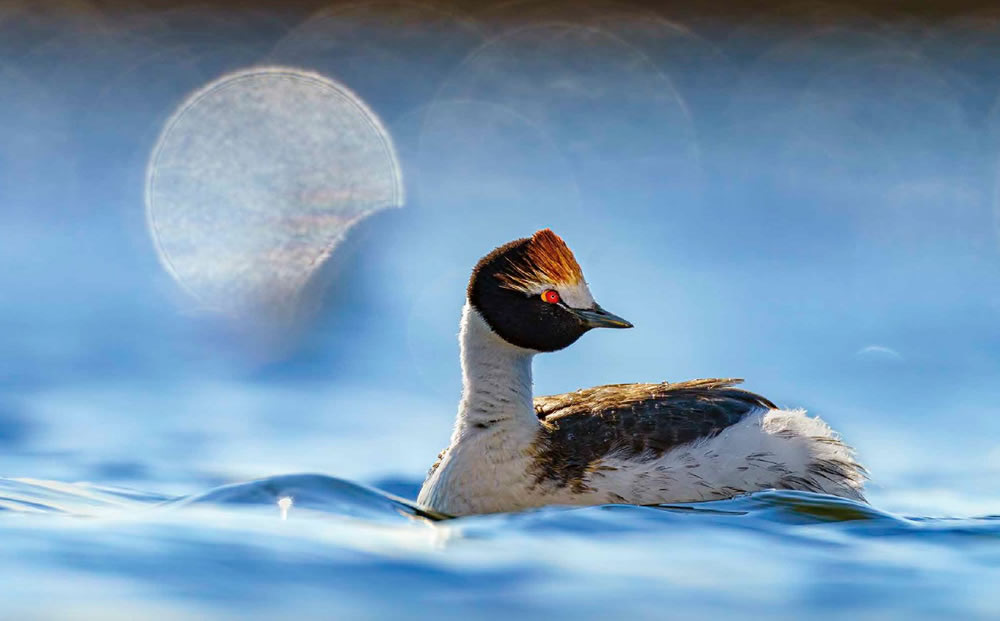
[[3, 474, 999, 618], [167, 473, 444, 521]]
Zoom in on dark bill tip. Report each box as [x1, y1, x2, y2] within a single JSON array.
[[572, 306, 634, 329]]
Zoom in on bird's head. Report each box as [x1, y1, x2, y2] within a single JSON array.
[[467, 229, 632, 353]]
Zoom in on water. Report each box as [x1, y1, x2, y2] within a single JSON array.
[[2, 475, 998, 619], [4, 0, 1000, 618]]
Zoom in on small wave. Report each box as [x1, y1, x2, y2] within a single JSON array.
[[0, 474, 444, 521], [0, 477, 171, 515], [2, 474, 999, 619], [3, 474, 998, 532], [3, 473, 998, 550], [165, 473, 446, 521]]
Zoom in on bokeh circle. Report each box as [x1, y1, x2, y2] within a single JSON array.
[[146, 66, 403, 322]]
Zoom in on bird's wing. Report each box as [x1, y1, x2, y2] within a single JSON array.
[[530, 378, 777, 491]]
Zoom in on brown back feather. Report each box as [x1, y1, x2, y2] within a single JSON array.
[[529, 379, 777, 492]]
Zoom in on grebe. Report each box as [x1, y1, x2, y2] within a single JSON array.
[[418, 229, 866, 516]]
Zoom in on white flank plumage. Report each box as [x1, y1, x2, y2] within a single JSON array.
[[418, 305, 866, 516]]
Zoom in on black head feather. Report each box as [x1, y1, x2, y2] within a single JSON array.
[[467, 234, 590, 352]]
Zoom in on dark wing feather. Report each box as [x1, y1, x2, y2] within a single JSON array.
[[530, 378, 776, 492]]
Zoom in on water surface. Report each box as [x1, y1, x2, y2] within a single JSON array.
[[3, 475, 998, 619]]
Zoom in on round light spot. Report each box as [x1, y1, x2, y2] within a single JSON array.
[[146, 66, 403, 322]]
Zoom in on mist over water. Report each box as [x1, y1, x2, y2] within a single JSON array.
[[2, 0, 1000, 618]]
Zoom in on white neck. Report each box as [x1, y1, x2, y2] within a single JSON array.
[[418, 303, 542, 514], [452, 303, 539, 438]]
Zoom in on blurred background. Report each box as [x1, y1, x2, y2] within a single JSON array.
[[3, 0, 1000, 517]]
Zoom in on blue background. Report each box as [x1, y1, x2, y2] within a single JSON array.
[[2, 1, 999, 617]]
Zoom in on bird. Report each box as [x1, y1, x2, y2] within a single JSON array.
[[417, 229, 866, 516]]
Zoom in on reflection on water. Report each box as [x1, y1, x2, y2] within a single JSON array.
[[3, 0, 1000, 618]]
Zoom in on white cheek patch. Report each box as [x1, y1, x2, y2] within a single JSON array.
[[525, 281, 595, 309]]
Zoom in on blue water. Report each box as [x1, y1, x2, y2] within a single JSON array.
[[3, 475, 998, 619], [4, 1, 1000, 618]]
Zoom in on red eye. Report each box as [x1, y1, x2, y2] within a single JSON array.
[[542, 290, 560, 304]]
